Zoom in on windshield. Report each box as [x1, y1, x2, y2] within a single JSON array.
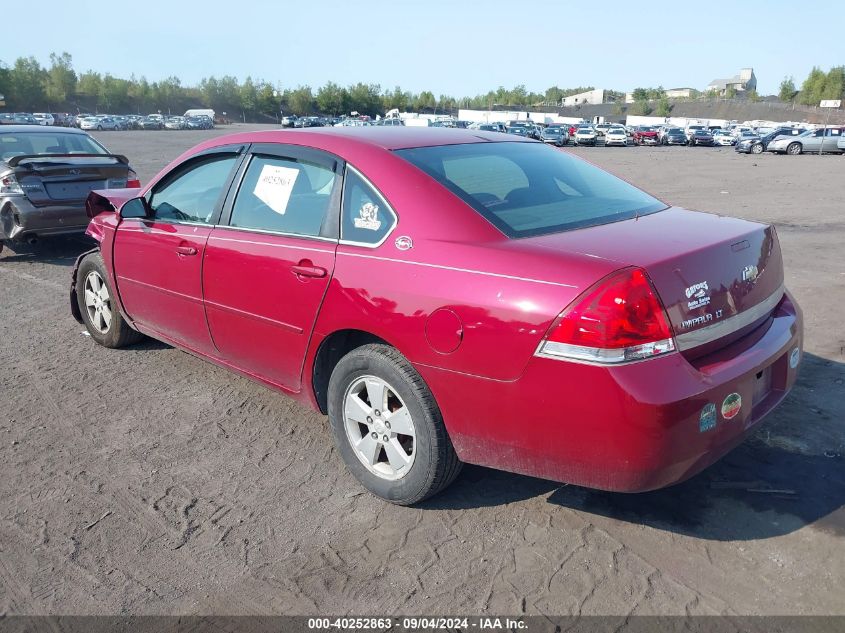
[[0, 131, 108, 160], [395, 142, 666, 238]]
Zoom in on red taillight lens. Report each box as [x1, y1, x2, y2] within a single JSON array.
[[538, 268, 675, 364], [126, 169, 141, 189]]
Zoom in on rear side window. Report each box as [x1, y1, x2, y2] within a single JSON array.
[[340, 168, 396, 245], [395, 142, 665, 238], [229, 155, 337, 237]]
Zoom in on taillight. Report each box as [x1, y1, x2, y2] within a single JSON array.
[[536, 268, 676, 364], [126, 169, 141, 189], [0, 174, 24, 196]]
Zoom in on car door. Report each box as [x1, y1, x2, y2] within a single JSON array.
[[113, 148, 243, 354], [803, 129, 824, 151], [202, 144, 342, 391], [824, 128, 842, 152]]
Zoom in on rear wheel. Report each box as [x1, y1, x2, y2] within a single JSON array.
[[328, 344, 462, 505], [787, 142, 802, 155], [77, 253, 143, 348]]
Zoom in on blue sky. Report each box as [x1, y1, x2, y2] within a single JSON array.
[[2, 0, 841, 96]]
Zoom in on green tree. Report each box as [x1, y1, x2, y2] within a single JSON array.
[[821, 66, 845, 101], [45, 52, 77, 106], [725, 86, 736, 99], [798, 66, 826, 105], [746, 89, 761, 103], [778, 76, 797, 102], [239, 76, 258, 118], [632, 99, 653, 116], [77, 71, 102, 101], [655, 97, 672, 117], [10, 56, 46, 109], [316, 81, 347, 115], [287, 86, 314, 115]]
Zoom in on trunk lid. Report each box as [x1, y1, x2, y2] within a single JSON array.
[[522, 207, 784, 355], [9, 154, 130, 206]]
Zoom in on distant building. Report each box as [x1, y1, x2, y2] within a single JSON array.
[[561, 89, 605, 106], [706, 68, 757, 95], [664, 87, 693, 99], [624, 87, 694, 103]]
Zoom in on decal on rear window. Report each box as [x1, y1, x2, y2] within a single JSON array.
[[354, 202, 382, 230], [253, 164, 299, 215]]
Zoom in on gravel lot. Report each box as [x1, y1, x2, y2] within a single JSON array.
[[0, 125, 843, 617]]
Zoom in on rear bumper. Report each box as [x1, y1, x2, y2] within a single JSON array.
[[419, 291, 802, 492], [1, 196, 89, 241]]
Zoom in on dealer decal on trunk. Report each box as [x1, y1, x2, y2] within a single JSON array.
[[721, 393, 742, 420], [685, 281, 710, 310]]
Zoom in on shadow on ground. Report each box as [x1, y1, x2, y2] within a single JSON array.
[[425, 353, 845, 542], [0, 235, 95, 266]]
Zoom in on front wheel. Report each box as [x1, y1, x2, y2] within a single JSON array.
[[327, 344, 462, 505], [786, 142, 802, 155], [77, 253, 143, 348], [751, 143, 764, 155]]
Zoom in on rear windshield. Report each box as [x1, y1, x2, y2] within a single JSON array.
[[0, 132, 108, 161], [395, 142, 666, 238]]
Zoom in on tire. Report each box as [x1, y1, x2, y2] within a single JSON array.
[[786, 142, 802, 155], [751, 143, 763, 155], [76, 252, 143, 348], [327, 344, 462, 505]]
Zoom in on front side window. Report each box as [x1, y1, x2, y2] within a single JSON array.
[[229, 155, 337, 237], [341, 169, 396, 245], [396, 142, 666, 238], [149, 155, 237, 223]]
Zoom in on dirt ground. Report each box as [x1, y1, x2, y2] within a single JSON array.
[[0, 125, 843, 617]]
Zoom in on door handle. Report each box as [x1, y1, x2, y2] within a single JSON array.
[[176, 246, 198, 256], [291, 263, 327, 278]]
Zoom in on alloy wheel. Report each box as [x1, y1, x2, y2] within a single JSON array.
[[343, 375, 416, 480], [84, 271, 112, 334]]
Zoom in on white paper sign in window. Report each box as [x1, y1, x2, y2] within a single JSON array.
[[253, 164, 299, 215]]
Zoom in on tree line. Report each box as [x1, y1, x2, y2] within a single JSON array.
[[0, 53, 594, 119], [2, 53, 843, 119]]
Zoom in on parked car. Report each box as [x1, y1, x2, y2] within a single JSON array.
[[735, 127, 800, 155], [661, 128, 688, 145], [506, 125, 531, 137], [632, 126, 659, 145], [766, 127, 845, 155], [540, 125, 569, 146], [164, 116, 187, 130], [838, 135, 845, 153], [604, 127, 627, 147], [138, 116, 164, 130], [281, 115, 298, 128], [0, 125, 139, 254], [477, 123, 506, 133], [78, 117, 103, 130], [13, 113, 39, 125], [689, 129, 715, 146], [32, 113, 55, 126], [0, 114, 16, 125], [685, 125, 707, 142], [573, 126, 597, 146], [70, 127, 803, 504], [712, 130, 735, 146]]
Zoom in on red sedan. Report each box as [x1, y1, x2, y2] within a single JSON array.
[[70, 128, 803, 504]]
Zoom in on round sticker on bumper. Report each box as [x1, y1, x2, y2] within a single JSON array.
[[721, 393, 742, 420], [789, 347, 800, 369]]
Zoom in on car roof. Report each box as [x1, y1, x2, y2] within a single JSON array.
[[208, 127, 534, 152], [0, 125, 90, 135]]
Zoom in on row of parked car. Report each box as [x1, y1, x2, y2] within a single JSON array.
[[0, 112, 215, 131]]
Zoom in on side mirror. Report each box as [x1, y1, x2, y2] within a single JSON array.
[[120, 196, 150, 219]]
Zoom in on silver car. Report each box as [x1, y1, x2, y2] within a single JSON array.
[[767, 127, 845, 155]]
